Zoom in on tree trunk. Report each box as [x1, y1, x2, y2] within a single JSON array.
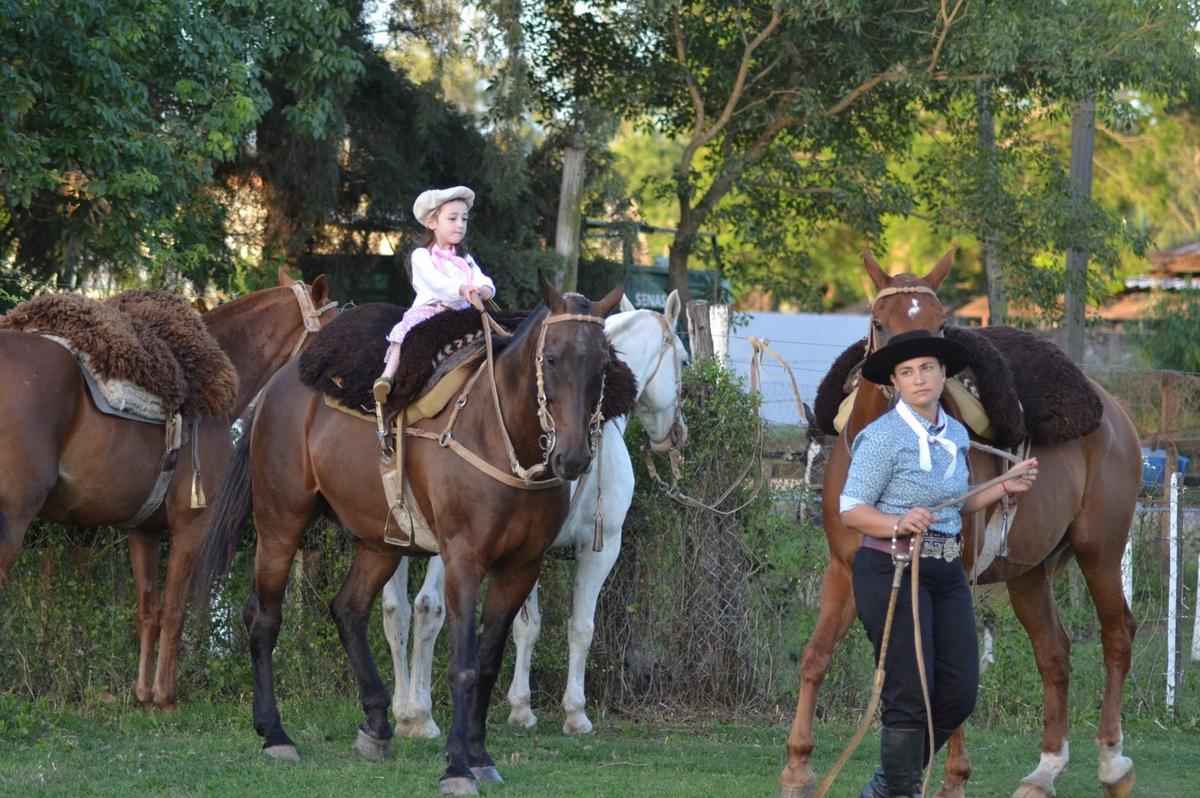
[[668, 205, 700, 304], [977, 87, 1006, 326], [554, 142, 587, 292], [1064, 99, 1096, 363]]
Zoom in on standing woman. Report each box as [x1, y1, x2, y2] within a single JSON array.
[[840, 330, 1038, 798]]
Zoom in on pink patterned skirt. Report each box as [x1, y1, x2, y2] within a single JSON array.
[[383, 302, 444, 363]]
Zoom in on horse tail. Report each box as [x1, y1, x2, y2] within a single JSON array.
[[192, 414, 256, 607]]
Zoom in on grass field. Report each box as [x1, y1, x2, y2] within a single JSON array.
[[1, 697, 1197, 797]]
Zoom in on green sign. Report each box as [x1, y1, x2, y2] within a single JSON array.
[[626, 265, 730, 310]]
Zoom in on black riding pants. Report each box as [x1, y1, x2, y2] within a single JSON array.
[[852, 546, 979, 738]]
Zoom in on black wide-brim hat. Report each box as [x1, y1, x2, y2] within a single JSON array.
[[861, 329, 970, 385]]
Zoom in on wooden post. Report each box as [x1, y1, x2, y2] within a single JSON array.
[[554, 141, 587, 292], [709, 303, 730, 365], [1158, 372, 1179, 572], [1064, 98, 1096, 363], [686, 300, 713, 361]]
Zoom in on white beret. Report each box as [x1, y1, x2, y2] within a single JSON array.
[[412, 186, 475, 226]]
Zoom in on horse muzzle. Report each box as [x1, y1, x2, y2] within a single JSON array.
[[649, 417, 688, 454], [551, 449, 593, 481]]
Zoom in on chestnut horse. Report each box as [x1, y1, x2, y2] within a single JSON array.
[[193, 278, 623, 795], [0, 270, 335, 709], [778, 252, 1140, 798], [382, 293, 689, 739]]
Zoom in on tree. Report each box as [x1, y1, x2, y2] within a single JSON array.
[[914, 0, 1199, 330], [0, 0, 266, 291], [0, 0, 367, 294]]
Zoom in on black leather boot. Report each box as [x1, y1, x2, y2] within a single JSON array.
[[881, 726, 925, 798], [857, 766, 888, 798]]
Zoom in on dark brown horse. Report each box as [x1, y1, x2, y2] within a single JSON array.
[[0, 270, 335, 709], [778, 252, 1140, 798], [193, 278, 623, 795]]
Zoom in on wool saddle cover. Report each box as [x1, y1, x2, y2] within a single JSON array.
[[0, 290, 238, 417], [813, 326, 1102, 447], [298, 303, 637, 423]]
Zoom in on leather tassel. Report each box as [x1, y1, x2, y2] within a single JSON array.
[[190, 470, 207, 509], [590, 506, 604, 552]]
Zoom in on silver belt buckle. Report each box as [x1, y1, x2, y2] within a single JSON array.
[[941, 536, 962, 561]]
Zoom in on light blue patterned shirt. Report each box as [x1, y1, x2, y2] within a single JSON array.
[[839, 402, 970, 536]]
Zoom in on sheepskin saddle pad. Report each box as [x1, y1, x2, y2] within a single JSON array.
[[813, 326, 1102, 447], [0, 290, 237, 417], [298, 303, 637, 423]]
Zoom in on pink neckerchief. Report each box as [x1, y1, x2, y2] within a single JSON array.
[[428, 245, 474, 286]]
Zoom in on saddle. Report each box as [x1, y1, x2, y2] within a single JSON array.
[[0, 289, 237, 417], [813, 326, 1102, 447], [298, 303, 638, 423], [300, 302, 639, 552]]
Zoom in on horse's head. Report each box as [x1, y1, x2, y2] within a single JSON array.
[[864, 247, 954, 349], [630, 290, 688, 453], [537, 275, 625, 481]]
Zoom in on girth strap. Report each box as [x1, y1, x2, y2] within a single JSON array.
[[117, 413, 186, 529]]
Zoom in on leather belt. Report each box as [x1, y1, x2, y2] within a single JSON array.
[[861, 533, 962, 562]]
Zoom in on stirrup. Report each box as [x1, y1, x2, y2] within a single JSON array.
[[373, 376, 393, 404]]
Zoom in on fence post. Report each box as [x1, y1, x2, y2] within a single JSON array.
[[686, 300, 713, 360], [1192, 549, 1200, 663], [1167, 471, 1180, 713], [710, 303, 730, 365]]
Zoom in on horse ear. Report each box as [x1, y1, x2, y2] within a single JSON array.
[[802, 400, 816, 428], [310, 274, 330, 306], [278, 267, 297, 286], [664, 289, 681, 328], [863, 250, 889, 290], [619, 293, 635, 313], [538, 270, 563, 309], [593, 282, 626, 318], [923, 245, 957, 290]]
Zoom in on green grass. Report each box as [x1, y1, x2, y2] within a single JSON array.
[[1, 697, 1196, 797]]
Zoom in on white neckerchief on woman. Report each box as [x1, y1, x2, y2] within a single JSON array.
[[895, 399, 957, 478]]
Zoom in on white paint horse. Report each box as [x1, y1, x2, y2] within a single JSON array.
[[381, 292, 688, 738]]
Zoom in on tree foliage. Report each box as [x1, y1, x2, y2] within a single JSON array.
[[0, 0, 366, 294]]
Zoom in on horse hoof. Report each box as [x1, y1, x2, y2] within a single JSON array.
[[355, 728, 390, 762], [438, 777, 478, 796], [396, 718, 442, 740], [507, 707, 537, 730], [470, 766, 503, 784], [1012, 780, 1054, 798], [563, 714, 593, 735], [934, 784, 966, 798], [1102, 770, 1135, 798], [776, 783, 815, 798], [262, 744, 300, 761]]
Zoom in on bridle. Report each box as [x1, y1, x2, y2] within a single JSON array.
[[640, 311, 687, 455], [865, 283, 940, 354], [404, 306, 609, 488], [286, 281, 339, 358]]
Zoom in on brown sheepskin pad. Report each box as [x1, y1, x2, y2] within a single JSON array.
[[1, 290, 237, 416], [813, 326, 1098, 446], [299, 304, 637, 421], [967, 326, 1102, 443]]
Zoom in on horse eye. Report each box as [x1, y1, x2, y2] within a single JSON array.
[[872, 320, 883, 331], [544, 353, 556, 368]]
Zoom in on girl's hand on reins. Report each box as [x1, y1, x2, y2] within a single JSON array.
[[897, 507, 934, 536], [1002, 457, 1039, 498]]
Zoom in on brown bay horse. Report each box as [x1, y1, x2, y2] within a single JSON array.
[[778, 252, 1140, 798], [192, 278, 623, 795], [0, 270, 335, 709]]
